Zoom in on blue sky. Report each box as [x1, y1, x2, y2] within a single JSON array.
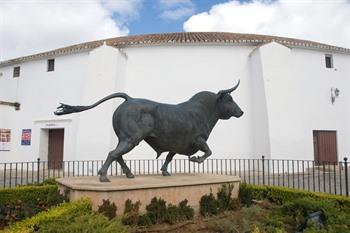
[[127, 0, 228, 35], [1, 0, 349, 61]]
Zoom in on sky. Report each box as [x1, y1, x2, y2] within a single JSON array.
[[0, 0, 349, 61]]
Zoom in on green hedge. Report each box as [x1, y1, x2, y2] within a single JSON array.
[[0, 184, 68, 228], [0, 185, 59, 205], [239, 183, 350, 207], [4, 199, 91, 233]]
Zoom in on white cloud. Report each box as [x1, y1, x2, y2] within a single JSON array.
[[101, 0, 142, 19], [183, 0, 350, 48], [0, 0, 142, 61], [158, 0, 195, 20]]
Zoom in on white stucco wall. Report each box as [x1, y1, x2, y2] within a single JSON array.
[[258, 42, 350, 161], [248, 47, 271, 158], [74, 44, 126, 161], [1, 41, 349, 164], [119, 44, 254, 160], [0, 53, 90, 162]]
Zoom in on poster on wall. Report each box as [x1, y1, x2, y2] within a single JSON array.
[[0, 129, 11, 151], [21, 129, 32, 146]]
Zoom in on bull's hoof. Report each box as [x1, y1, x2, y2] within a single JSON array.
[[162, 170, 171, 176], [99, 175, 110, 182], [189, 156, 205, 163], [126, 172, 135, 179]]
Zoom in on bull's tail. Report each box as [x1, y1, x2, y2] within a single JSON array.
[[54, 92, 131, 115]]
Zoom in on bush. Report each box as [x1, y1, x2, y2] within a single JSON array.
[[178, 199, 194, 221], [4, 199, 128, 233], [217, 184, 234, 212], [4, 199, 91, 233], [164, 199, 194, 224], [97, 199, 117, 220], [200, 184, 238, 216], [241, 184, 350, 233], [39, 178, 57, 186], [145, 197, 167, 224], [0, 185, 68, 228], [137, 214, 152, 226], [199, 192, 218, 216], [121, 198, 194, 226], [240, 183, 350, 207], [122, 199, 141, 225]]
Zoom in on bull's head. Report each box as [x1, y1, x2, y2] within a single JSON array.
[[217, 80, 244, 119]]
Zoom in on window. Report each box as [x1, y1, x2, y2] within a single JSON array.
[[13, 66, 20, 77], [47, 59, 55, 72], [325, 54, 333, 68]]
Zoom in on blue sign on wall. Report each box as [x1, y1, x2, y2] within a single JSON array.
[[21, 129, 31, 146]]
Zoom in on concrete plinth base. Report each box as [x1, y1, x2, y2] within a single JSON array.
[[57, 174, 240, 213]]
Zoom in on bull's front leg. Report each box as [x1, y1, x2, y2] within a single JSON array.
[[189, 138, 212, 163]]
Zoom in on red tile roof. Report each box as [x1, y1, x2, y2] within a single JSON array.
[[1, 32, 349, 67]]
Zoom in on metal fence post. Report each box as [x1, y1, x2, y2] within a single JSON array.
[[262, 155, 265, 185], [37, 158, 40, 184], [344, 157, 348, 197]]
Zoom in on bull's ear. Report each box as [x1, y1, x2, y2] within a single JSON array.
[[216, 91, 227, 101]]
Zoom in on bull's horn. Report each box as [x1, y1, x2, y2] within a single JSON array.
[[217, 80, 240, 95]]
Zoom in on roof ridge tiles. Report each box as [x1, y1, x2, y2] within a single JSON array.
[[1, 32, 349, 66]]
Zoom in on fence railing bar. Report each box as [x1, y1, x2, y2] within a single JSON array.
[[0, 158, 348, 196]]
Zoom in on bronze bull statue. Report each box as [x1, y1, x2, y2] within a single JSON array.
[[54, 80, 243, 182]]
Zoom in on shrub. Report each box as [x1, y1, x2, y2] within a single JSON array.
[[0, 185, 67, 228], [241, 184, 350, 233], [121, 198, 194, 226], [137, 214, 152, 226], [4, 199, 91, 233], [122, 199, 141, 225], [239, 182, 254, 206], [97, 199, 117, 220], [164, 199, 194, 224], [4, 199, 128, 233], [39, 178, 57, 186], [217, 184, 234, 212], [199, 192, 218, 216], [240, 183, 350, 207], [145, 197, 167, 224], [178, 199, 194, 221]]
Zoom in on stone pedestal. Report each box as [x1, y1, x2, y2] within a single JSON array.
[[57, 174, 240, 213]]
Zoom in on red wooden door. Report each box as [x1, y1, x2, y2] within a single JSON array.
[[48, 129, 64, 169], [313, 131, 337, 164]]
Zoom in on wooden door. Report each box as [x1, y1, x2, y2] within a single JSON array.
[[48, 129, 64, 169], [313, 131, 337, 164]]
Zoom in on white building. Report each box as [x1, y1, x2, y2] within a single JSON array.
[[0, 32, 349, 165]]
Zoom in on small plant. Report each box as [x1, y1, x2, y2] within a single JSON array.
[[217, 184, 234, 212], [97, 199, 117, 220], [145, 197, 167, 224], [178, 199, 194, 220], [0, 185, 68, 228], [239, 182, 253, 206], [40, 178, 57, 186], [164, 199, 194, 224], [199, 192, 218, 216], [122, 199, 141, 225], [137, 214, 152, 226]]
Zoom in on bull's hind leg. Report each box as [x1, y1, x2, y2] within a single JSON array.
[[116, 156, 134, 178], [160, 152, 176, 176], [98, 141, 136, 182]]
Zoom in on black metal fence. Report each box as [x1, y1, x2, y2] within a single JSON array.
[[1, 156, 349, 197]]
